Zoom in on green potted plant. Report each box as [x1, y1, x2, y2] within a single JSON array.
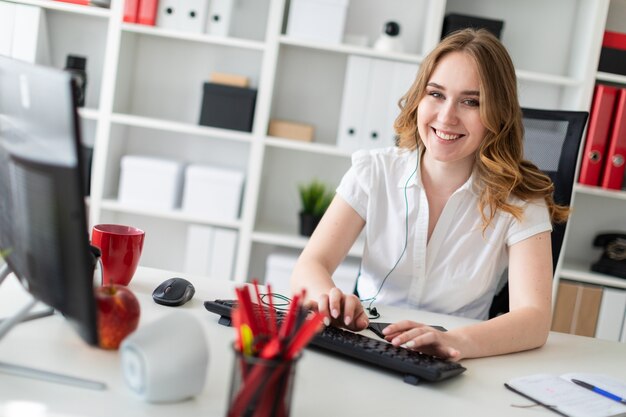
[[298, 179, 334, 236]]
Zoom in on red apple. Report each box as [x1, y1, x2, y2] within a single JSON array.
[[95, 284, 140, 350]]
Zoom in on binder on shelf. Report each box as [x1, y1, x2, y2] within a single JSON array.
[[551, 281, 578, 333], [156, 0, 209, 33], [209, 228, 237, 280], [551, 281, 603, 337], [0, 2, 16, 57], [594, 287, 626, 342], [11, 4, 50, 65], [579, 85, 618, 186], [575, 284, 603, 337], [206, 0, 234, 37], [137, 0, 159, 26], [123, 0, 140, 23], [600, 88, 626, 191], [598, 30, 626, 76], [183, 224, 214, 276], [337, 55, 371, 153]]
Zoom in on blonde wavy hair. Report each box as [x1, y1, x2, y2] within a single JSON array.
[[395, 28, 569, 229]]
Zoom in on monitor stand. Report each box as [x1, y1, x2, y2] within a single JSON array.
[[0, 264, 106, 390]]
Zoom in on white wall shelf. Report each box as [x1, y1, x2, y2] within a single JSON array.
[[597, 71, 626, 84], [264, 136, 352, 158], [279, 36, 424, 64], [110, 113, 254, 144], [561, 260, 626, 290], [252, 225, 364, 258], [100, 199, 242, 229], [8, 0, 110, 17], [122, 23, 267, 51], [575, 184, 626, 201]]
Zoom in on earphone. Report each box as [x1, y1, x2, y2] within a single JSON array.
[[356, 137, 420, 319]]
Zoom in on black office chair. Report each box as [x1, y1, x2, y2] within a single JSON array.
[[488, 108, 589, 318]]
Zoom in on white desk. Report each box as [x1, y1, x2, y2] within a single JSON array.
[[1, 267, 625, 417]]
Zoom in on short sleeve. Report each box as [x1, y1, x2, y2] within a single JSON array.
[[506, 200, 553, 246], [336, 150, 372, 220]]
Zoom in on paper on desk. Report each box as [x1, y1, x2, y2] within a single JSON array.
[[505, 373, 626, 417]]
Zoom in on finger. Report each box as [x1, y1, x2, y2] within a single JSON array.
[[383, 320, 422, 336], [317, 294, 331, 326], [404, 332, 459, 360], [328, 287, 344, 320], [390, 326, 430, 347], [342, 294, 360, 327], [303, 299, 319, 312], [354, 308, 369, 330]]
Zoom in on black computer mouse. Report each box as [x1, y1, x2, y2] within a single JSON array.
[[152, 277, 195, 307]]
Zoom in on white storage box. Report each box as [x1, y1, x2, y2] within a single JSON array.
[[118, 155, 184, 210], [286, 0, 349, 45], [181, 164, 245, 221], [183, 224, 238, 280], [265, 250, 359, 297]]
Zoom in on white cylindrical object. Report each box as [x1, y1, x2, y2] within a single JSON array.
[[120, 312, 209, 403]]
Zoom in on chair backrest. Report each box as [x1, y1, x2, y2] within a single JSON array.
[[488, 107, 589, 318]]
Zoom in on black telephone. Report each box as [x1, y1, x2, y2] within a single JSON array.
[[590, 232, 626, 279]]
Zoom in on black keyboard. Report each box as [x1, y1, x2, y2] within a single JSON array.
[[204, 299, 466, 384]]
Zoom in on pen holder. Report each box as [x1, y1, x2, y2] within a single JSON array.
[[227, 347, 299, 417]]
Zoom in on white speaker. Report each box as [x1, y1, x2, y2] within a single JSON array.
[[120, 311, 209, 403]]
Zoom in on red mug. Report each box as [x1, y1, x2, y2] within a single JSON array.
[[91, 224, 145, 286]]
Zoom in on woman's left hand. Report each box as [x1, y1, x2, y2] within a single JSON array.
[[382, 320, 462, 361]]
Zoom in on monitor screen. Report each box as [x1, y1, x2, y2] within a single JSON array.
[[0, 56, 98, 346]]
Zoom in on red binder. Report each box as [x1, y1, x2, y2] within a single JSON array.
[[123, 0, 140, 23], [137, 0, 159, 26], [579, 84, 619, 186], [600, 88, 626, 190]]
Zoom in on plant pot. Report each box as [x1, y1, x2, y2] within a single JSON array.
[[299, 212, 322, 237]]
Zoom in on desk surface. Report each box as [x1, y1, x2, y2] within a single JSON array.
[[1, 267, 625, 417]]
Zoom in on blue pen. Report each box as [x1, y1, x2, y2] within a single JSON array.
[[571, 379, 626, 405]]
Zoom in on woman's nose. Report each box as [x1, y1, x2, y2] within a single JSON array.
[[438, 101, 459, 125]]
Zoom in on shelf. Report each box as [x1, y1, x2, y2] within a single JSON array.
[[252, 224, 364, 258], [77, 107, 99, 121], [515, 69, 582, 87], [596, 71, 626, 85], [279, 36, 423, 64], [110, 113, 254, 144], [122, 24, 266, 51], [8, 0, 111, 17], [100, 199, 242, 229], [560, 260, 626, 289], [575, 184, 626, 200], [264, 137, 351, 158]]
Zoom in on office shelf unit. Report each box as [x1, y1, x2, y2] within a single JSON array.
[[4, 0, 624, 303], [558, 0, 626, 297]]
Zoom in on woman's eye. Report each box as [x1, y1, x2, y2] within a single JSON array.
[[462, 99, 480, 107], [428, 91, 444, 99]]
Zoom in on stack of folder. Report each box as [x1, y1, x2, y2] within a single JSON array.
[[124, 0, 159, 25], [579, 84, 626, 191]]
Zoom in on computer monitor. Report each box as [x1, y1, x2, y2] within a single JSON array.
[[0, 55, 98, 347]]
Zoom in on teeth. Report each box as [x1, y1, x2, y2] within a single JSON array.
[[435, 129, 461, 141]]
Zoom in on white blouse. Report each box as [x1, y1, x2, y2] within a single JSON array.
[[336, 147, 552, 320]]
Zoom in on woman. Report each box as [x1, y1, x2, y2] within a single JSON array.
[[290, 29, 568, 360]]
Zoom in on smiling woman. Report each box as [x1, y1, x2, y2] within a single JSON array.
[[290, 28, 564, 362]]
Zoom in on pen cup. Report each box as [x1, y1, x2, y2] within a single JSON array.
[[227, 347, 299, 417]]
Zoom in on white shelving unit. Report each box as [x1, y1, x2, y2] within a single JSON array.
[[4, 0, 624, 300], [555, 0, 626, 297]]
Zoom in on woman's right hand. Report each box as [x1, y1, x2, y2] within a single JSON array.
[[309, 287, 369, 331]]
